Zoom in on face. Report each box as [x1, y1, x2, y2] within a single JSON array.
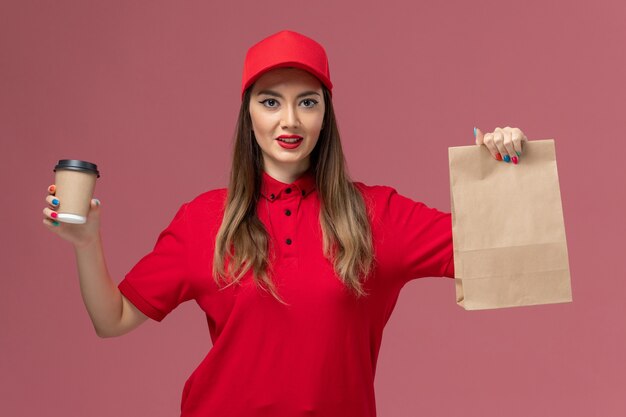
[[249, 67, 325, 181]]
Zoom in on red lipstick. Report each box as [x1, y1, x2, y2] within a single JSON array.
[[276, 134, 304, 149]]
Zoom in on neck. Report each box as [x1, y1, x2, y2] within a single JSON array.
[[263, 162, 311, 184]]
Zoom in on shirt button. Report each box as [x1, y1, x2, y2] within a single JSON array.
[[286, 238, 292, 245], [285, 188, 292, 194], [270, 193, 275, 200], [285, 209, 291, 216]]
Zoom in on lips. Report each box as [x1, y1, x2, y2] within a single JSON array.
[[276, 135, 303, 143]]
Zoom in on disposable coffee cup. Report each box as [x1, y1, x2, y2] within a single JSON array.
[[53, 160, 100, 224]]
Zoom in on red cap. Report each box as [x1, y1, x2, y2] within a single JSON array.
[[241, 30, 333, 100]]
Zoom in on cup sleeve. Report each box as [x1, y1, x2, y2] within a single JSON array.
[[118, 203, 194, 322], [382, 186, 455, 282]]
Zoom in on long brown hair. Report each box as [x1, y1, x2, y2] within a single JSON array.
[[212, 85, 375, 304]]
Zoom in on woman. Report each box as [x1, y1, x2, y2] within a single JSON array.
[[42, 30, 528, 417]]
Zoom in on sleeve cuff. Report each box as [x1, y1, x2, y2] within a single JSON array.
[[118, 279, 167, 322]]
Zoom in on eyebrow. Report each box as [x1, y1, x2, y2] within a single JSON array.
[[256, 89, 321, 98]]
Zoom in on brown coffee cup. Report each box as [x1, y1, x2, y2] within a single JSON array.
[[53, 160, 100, 224]]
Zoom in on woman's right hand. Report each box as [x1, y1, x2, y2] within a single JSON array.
[[42, 184, 103, 248]]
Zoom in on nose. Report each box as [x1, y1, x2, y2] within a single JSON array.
[[280, 103, 300, 129]]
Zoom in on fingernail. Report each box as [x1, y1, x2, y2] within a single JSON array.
[[473, 127, 477, 138], [52, 198, 59, 206], [50, 211, 58, 219], [48, 185, 56, 193], [495, 153, 502, 161], [52, 220, 60, 226], [93, 198, 100, 206], [516, 151, 521, 157], [512, 156, 518, 164], [503, 155, 511, 163]]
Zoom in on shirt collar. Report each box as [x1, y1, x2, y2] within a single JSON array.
[[261, 168, 316, 201]]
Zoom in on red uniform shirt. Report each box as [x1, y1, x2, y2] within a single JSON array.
[[118, 169, 454, 417]]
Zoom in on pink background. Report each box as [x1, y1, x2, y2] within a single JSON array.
[[2, 0, 625, 416]]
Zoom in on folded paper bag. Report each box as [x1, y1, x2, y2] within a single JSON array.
[[448, 139, 572, 310]]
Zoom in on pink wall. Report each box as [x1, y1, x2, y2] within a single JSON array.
[[2, 0, 625, 416]]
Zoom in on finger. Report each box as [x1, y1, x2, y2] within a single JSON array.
[[511, 128, 525, 164], [517, 129, 528, 150], [46, 195, 60, 209], [43, 218, 61, 228], [482, 132, 501, 160], [88, 198, 101, 213], [43, 207, 59, 221], [48, 184, 56, 195], [499, 127, 516, 163], [474, 126, 484, 145], [492, 128, 509, 162]]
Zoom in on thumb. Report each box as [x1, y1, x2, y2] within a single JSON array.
[[474, 126, 484, 145]]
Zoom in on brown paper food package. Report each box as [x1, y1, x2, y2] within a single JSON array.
[[448, 139, 572, 310]]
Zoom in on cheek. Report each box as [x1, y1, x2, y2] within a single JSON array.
[[315, 110, 325, 128], [314, 120, 324, 135], [249, 106, 262, 127], [250, 112, 277, 135], [303, 112, 324, 131]]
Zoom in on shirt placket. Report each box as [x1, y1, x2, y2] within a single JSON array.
[[274, 185, 301, 261]]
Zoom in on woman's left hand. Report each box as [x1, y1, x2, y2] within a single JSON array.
[[474, 126, 528, 165]]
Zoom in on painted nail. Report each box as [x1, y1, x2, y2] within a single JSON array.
[[48, 185, 56, 193], [495, 153, 502, 161], [473, 127, 477, 138], [50, 211, 58, 219], [52, 220, 60, 226], [512, 156, 518, 164], [503, 155, 511, 163], [93, 198, 100, 206], [516, 151, 521, 157], [52, 198, 59, 206]]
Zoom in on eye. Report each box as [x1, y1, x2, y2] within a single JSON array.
[[259, 99, 279, 108], [301, 98, 318, 108]]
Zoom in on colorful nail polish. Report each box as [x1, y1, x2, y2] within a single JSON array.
[[516, 151, 521, 157], [93, 199, 100, 206], [512, 156, 518, 164], [48, 185, 56, 193], [503, 155, 511, 163], [50, 211, 58, 219], [473, 127, 477, 138], [495, 153, 502, 161], [52, 220, 60, 226], [52, 198, 59, 206]]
